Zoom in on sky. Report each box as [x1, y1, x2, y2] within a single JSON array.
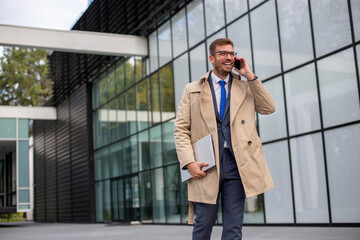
[[0, 0, 89, 30], [0, 0, 89, 57]]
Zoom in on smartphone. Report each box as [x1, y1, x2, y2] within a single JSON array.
[[234, 58, 241, 70]]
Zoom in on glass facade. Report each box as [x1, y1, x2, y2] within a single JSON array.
[[0, 118, 31, 211], [93, 0, 360, 224]]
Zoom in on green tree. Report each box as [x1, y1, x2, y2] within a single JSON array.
[[0, 47, 52, 106]]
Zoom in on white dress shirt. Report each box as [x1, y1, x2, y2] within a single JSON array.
[[211, 71, 230, 148]]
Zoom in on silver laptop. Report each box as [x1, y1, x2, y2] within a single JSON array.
[[180, 134, 216, 182]]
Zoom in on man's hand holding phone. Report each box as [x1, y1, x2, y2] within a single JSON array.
[[234, 57, 256, 81]]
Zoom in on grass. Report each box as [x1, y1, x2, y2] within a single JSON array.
[[0, 212, 26, 222]]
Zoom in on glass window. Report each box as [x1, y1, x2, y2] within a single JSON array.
[[115, 59, 125, 94], [110, 142, 123, 178], [93, 80, 99, 109], [151, 72, 161, 124], [96, 180, 111, 222], [258, 77, 287, 142], [152, 168, 166, 223], [162, 121, 177, 165], [96, 180, 112, 222], [117, 94, 127, 139], [95, 148, 109, 181], [249, 0, 266, 9], [149, 31, 158, 73], [227, 15, 253, 73], [111, 180, 120, 220], [18, 140, 29, 187], [109, 98, 117, 143], [160, 63, 175, 121], [325, 124, 360, 223], [123, 136, 138, 174], [95, 181, 103, 222], [225, 0, 248, 23], [311, 0, 352, 57], [263, 141, 293, 223], [99, 73, 108, 106], [101, 147, 110, 180], [19, 189, 30, 203], [165, 164, 181, 223], [0, 118, 16, 138], [139, 130, 150, 171], [18, 119, 29, 138], [358, 45, 360, 81], [145, 58, 150, 76], [158, 21, 172, 67], [207, 29, 226, 71], [284, 64, 321, 136], [126, 87, 137, 135], [140, 171, 153, 222], [125, 57, 135, 87], [290, 133, 329, 223], [136, 79, 149, 131], [129, 176, 140, 221], [187, 0, 205, 48], [180, 180, 188, 224], [135, 57, 144, 82], [93, 110, 100, 149], [190, 43, 207, 82], [100, 104, 109, 146], [150, 125, 163, 168], [18, 205, 30, 210], [250, 1, 281, 79], [318, 48, 360, 128], [205, 0, 225, 36], [174, 53, 190, 112], [352, 0, 360, 41], [277, 0, 313, 70], [243, 195, 265, 224], [94, 151, 102, 180], [172, 9, 188, 58], [107, 68, 116, 100], [104, 180, 111, 222]]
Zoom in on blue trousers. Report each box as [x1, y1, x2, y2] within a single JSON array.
[[192, 148, 246, 240]]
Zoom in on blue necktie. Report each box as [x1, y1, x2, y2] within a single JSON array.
[[219, 80, 226, 119]]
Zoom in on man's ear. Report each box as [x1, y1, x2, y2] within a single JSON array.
[[209, 55, 214, 65]]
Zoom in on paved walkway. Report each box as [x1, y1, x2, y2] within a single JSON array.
[[0, 222, 359, 240]]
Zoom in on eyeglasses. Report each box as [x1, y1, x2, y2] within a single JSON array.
[[214, 51, 237, 57]]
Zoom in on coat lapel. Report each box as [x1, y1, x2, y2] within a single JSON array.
[[199, 73, 217, 134], [230, 74, 247, 124]]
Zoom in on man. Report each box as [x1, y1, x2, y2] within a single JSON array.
[[174, 38, 275, 240]]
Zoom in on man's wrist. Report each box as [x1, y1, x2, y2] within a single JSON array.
[[245, 72, 256, 81], [247, 74, 258, 82]]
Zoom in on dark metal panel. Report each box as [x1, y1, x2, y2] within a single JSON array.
[[33, 121, 46, 222], [44, 120, 57, 222], [56, 99, 72, 222], [69, 86, 93, 223]]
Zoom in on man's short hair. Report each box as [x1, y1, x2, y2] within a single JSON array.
[[209, 38, 234, 56]]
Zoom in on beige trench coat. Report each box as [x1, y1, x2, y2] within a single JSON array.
[[174, 72, 276, 224]]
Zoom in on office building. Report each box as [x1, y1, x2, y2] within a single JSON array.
[[32, 0, 360, 225]]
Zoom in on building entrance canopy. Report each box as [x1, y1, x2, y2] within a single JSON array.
[[0, 24, 148, 57]]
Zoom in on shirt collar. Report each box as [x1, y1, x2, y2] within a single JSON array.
[[211, 71, 230, 85]]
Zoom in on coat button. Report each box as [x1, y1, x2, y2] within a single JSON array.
[[241, 120, 245, 124], [248, 141, 252, 145]]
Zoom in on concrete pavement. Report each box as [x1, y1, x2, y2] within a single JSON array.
[[0, 222, 359, 240]]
